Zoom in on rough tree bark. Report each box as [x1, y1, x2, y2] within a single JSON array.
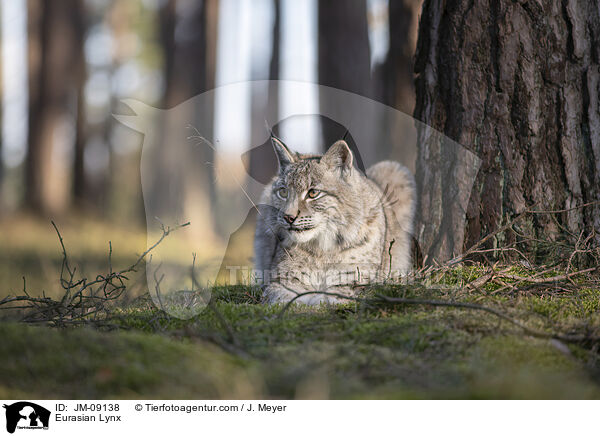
[[414, 0, 600, 262]]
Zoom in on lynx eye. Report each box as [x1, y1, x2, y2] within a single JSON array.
[[277, 187, 288, 199], [307, 189, 321, 199]]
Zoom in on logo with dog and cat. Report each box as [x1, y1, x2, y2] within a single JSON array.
[[3, 402, 50, 434]]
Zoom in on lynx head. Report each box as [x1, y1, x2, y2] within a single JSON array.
[[268, 136, 369, 251]]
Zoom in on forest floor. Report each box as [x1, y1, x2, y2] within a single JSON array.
[[1, 216, 600, 399]]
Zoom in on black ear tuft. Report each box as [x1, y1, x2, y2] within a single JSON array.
[[271, 135, 295, 172], [322, 140, 353, 173]]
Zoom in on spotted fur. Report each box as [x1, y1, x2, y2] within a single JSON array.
[[254, 138, 415, 304]]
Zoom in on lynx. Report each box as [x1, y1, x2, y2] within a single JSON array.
[[254, 137, 415, 304]]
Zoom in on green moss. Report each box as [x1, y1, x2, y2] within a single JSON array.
[[463, 335, 599, 399], [3, 218, 599, 398], [2, 261, 600, 399], [0, 323, 259, 399]]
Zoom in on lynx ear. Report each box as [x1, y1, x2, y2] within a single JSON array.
[[271, 136, 296, 172], [322, 140, 353, 173]]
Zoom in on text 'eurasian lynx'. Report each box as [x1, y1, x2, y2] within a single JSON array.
[[254, 137, 415, 304]]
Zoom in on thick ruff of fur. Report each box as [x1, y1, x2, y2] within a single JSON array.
[[254, 139, 415, 305]]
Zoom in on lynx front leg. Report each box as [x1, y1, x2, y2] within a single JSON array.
[[263, 283, 298, 304], [263, 283, 352, 305]]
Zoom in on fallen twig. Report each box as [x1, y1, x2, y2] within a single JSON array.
[[0, 220, 190, 327]]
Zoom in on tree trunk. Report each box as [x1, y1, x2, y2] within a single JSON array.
[[26, 0, 52, 213], [26, 0, 85, 214], [161, 0, 216, 108], [157, 0, 218, 217], [414, 0, 600, 262], [268, 0, 280, 97], [248, 0, 280, 197], [372, 0, 423, 170], [71, 0, 87, 208], [318, 0, 372, 153], [0, 37, 3, 205], [377, 0, 423, 115]]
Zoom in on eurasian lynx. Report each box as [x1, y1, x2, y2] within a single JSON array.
[[254, 137, 415, 304]]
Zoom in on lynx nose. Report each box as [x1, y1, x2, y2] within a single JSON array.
[[283, 213, 297, 224]]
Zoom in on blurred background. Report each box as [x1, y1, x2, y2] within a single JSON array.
[[0, 0, 422, 296]]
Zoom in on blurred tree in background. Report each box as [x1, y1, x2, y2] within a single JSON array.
[[318, 0, 372, 157], [26, 0, 86, 214], [1, 0, 423, 225], [375, 0, 422, 115], [155, 0, 218, 218]]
